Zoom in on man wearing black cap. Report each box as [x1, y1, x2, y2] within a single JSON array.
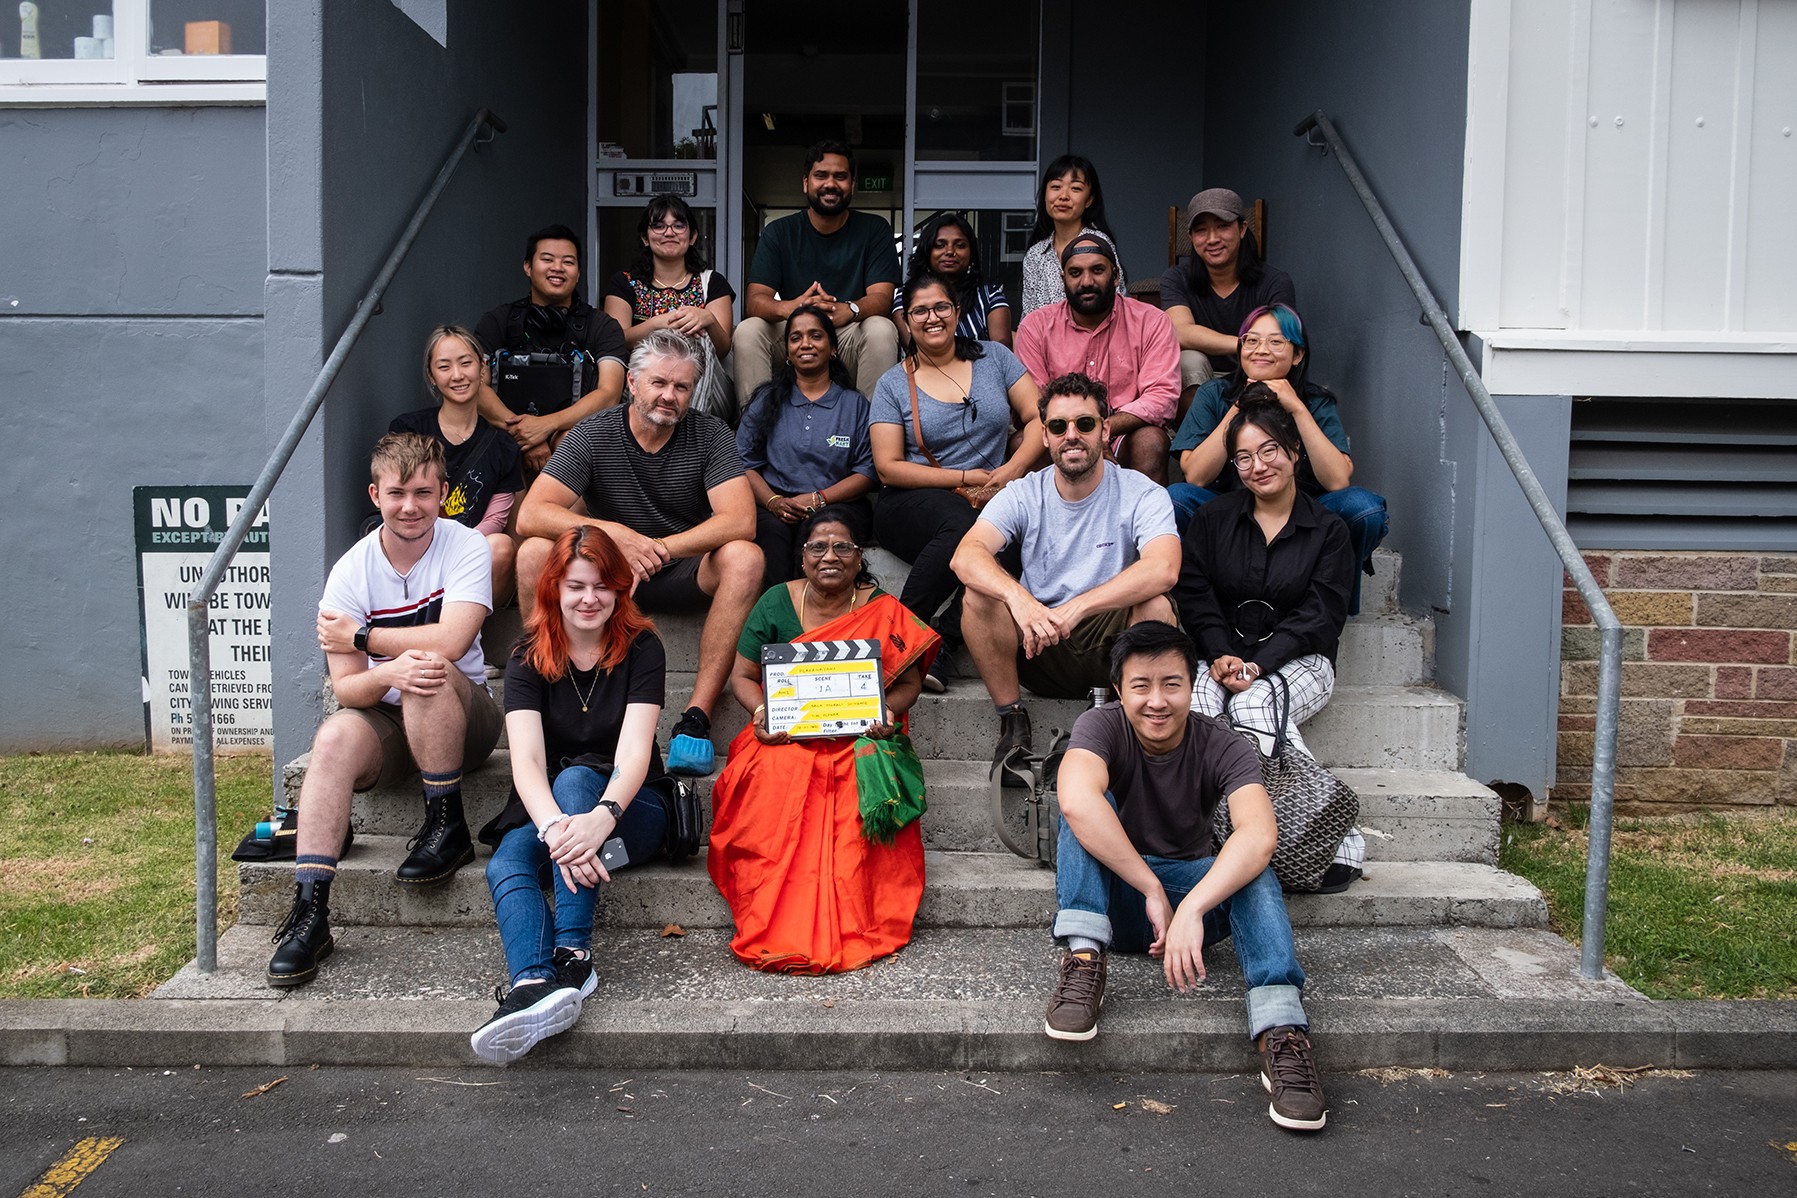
[[1160, 189, 1297, 409], [1014, 234, 1181, 484]]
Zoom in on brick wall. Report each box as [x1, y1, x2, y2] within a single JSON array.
[[1558, 552, 1797, 810]]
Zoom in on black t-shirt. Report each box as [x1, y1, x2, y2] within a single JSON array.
[[478, 628, 669, 845], [1067, 705, 1264, 859], [1157, 264, 1297, 374], [472, 296, 628, 417], [387, 408, 524, 529]]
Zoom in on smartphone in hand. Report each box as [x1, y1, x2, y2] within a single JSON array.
[[600, 836, 629, 872]]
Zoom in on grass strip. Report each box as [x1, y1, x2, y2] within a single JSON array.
[[1500, 805, 1797, 1000], [0, 751, 272, 998]]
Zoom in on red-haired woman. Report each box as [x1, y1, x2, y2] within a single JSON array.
[[470, 526, 668, 1064]]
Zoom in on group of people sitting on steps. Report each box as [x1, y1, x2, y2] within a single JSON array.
[[263, 139, 1395, 1132]]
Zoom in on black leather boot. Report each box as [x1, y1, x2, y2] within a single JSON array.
[[396, 798, 473, 886], [266, 878, 333, 988]]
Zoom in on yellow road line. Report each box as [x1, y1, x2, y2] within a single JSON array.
[[20, 1137, 124, 1198]]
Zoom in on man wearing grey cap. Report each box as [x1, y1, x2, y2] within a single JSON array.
[[1160, 189, 1297, 410]]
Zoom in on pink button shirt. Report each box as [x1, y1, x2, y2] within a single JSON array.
[[1014, 295, 1181, 428]]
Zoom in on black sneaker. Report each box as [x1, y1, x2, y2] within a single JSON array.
[[469, 979, 581, 1065], [265, 879, 333, 988], [1043, 948, 1107, 1041], [923, 646, 961, 694], [1258, 1025, 1328, 1131], [993, 703, 1033, 788], [666, 706, 715, 776], [552, 946, 597, 1002]]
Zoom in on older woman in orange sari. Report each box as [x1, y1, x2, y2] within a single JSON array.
[[707, 505, 941, 972]]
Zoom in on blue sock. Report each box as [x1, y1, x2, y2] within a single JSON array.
[[295, 854, 337, 885]]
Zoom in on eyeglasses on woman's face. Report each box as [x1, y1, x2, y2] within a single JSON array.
[[1239, 334, 1291, 352], [1231, 440, 1289, 471], [908, 300, 957, 321], [1045, 415, 1101, 436], [650, 218, 689, 234], [802, 540, 861, 559]]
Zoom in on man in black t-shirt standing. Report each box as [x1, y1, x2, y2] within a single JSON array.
[[475, 224, 630, 471], [1158, 189, 1297, 415], [515, 328, 762, 777], [1046, 621, 1327, 1132]]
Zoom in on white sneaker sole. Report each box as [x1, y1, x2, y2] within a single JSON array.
[[470, 987, 582, 1065], [1043, 1018, 1099, 1042], [1260, 1070, 1327, 1130]]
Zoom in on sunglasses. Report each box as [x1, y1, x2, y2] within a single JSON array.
[[1045, 415, 1101, 436]]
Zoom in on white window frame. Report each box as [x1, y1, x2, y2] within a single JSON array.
[[0, 1, 264, 103]]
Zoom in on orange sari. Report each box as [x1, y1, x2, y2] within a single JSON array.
[[707, 592, 940, 973]]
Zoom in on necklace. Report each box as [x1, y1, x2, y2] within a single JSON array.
[[799, 581, 861, 628], [569, 662, 600, 713], [651, 270, 693, 290]]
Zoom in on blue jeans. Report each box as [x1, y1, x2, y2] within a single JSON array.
[[1051, 795, 1308, 1039], [485, 766, 668, 986], [1169, 482, 1390, 616]]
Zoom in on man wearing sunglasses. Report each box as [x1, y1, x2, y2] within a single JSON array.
[[951, 373, 1181, 775]]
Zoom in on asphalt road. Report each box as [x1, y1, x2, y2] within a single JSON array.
[[4, 1066, 1794, 1196]]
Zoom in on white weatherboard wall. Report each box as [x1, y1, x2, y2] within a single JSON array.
[[1460, 0, 1797, 397]]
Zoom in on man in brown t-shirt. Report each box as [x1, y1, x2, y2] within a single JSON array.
[[1046, 621, 1328, 1131]]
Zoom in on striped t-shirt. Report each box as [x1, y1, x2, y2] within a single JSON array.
[[542, 403, 745, 539]]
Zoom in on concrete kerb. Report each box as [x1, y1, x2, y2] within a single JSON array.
[[4, 998, 1794, 1072]]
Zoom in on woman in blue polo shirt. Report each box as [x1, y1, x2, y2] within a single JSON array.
[[735, 304, 878, 590]]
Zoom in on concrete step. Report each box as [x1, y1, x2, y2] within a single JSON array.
[[237, 840, 1544, 932], [141, 920, 1656, 1074], [1338, 769, 1501, 864], [323, 751, 1498, 863]]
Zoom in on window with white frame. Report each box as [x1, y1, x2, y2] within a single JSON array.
[[1, 0, 264, 97]]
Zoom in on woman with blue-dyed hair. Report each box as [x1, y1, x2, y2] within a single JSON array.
[[1167, 303, 1388, 616]]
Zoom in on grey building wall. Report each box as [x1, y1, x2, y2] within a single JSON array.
[[0, 105, 266, 751], [1202, 0, 1563, 794], [267, 1, 589, 768], [1043, 0, 1204, 284]]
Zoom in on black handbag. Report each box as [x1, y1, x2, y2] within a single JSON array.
[[562, 753, 704, 863], [1211, 672, 1359, 893]]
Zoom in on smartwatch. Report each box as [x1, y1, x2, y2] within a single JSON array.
[[598, 798, 625, 821], [353, 623, 371, 653]]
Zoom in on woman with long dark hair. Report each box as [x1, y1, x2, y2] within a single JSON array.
[[1175, 389, 1363, 890], [896, 212, 1011, 347], [707, 504, 940, 973], [1168, 303, 1388, 614], [471, 526, 668, 1063], [1019, 155, 1126, 317], [870, 274, 1045, 690], [735, 304, 877, 588]]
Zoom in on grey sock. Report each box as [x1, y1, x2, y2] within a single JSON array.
[[1067, 936, 1103, 957]]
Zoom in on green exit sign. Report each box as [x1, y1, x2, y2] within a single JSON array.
[[859, 173, 892, 192]]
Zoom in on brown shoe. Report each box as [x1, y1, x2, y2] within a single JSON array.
[[1257, 1025, 1327, 1130], [1044, 948, 1107, 1041]]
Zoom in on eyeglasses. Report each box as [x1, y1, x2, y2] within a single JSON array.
[[802, 540, 861, 559], [1239, 334, 1291, 351], [909, 301, 957, 320], [1045, 415, 1101, 436], [650, 219, 689, 233], [1231, 442, 1289, 471]]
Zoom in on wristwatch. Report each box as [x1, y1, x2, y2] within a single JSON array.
[[353, 623, 371, 653], [846, 300, 861, 318], [598, 798, 625, 821]]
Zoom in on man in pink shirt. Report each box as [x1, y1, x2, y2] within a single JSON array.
[[1015, 235, 1180, 483]]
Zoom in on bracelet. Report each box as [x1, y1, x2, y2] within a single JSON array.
[[766, 494, 781, 512], [536, 812, 571, 842], [960, 469, 967, 486], [654, 538, 670, 558]]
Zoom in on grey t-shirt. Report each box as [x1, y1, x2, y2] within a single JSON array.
[[868, 343, 1029, 472], [1068, 705, 1263, 860], [978, 462, 1177, 608]]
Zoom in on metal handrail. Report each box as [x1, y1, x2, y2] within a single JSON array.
[[1293, 109, 1623, 980], [184, 108, 507, 972]]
